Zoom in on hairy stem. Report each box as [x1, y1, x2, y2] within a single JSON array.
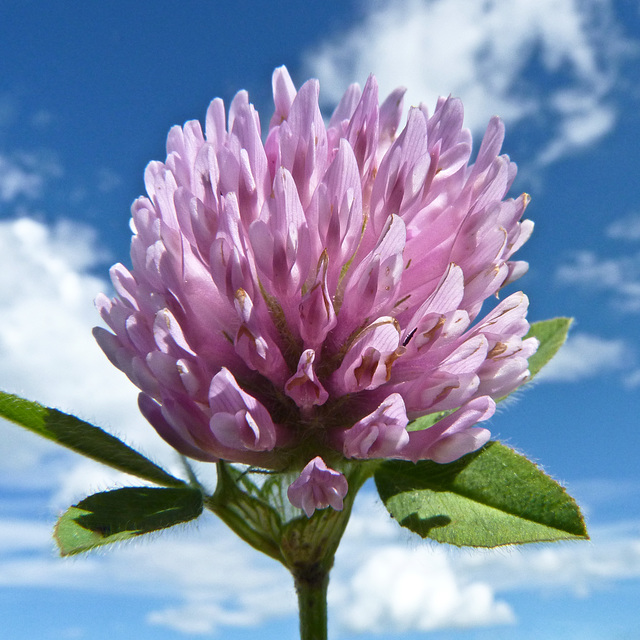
[[294, 564, 330, 640]]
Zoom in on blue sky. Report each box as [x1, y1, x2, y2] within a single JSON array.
[[1, 0, 639, 638]]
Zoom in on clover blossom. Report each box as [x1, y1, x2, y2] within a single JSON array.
[[94, 66, 537, 517]]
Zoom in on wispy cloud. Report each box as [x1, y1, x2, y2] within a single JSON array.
[[304, 0, 631, 165], [606, 211, 640, 241], [96, 167, 123, 193], [535, 332, 628, 383], [556, 249, 640, 313], [0, 514, 295, 633], [0, 153, 56, 201]]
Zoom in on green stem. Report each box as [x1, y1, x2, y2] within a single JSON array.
[[294, 564, 330, 640]]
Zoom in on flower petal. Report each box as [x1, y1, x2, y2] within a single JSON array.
[[287, 457, 349, 517], [341, 393, 409, 459], [399, 396, 495, 463]]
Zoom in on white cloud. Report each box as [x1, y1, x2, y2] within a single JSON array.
[[556, 211, 640, 314], [333, 495, 640, 633], [334, 545, 515, 632], [0, 217, 123, 413], [535, 332, 628, 383], [304, 0, 629, 164], [556, 249, 640, 312], [0, 153, 46, 201], [556, 250, 626, 289], [456, 532, 640, 598], [328, 493, 515, 633], [0, 514, 295, 634], [624, 368, 640, 389], [96, 167, 123, 193], [0, 518, 52, 552], [607, 211, 640, 241], [0, 150, 62, 202]]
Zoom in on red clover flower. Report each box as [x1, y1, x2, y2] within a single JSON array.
[[94, 66, 537, 517]]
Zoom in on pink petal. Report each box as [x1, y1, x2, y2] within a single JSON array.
[[287, 457, 349, 517], [285, 350, 329, 410], [399, 396, 495, 463], [270, 65, 297, 127], [208, 368, 278, 452], [341, 393, 409, 459], [332, 317, 402, 394], [298, 253, 337, 347]]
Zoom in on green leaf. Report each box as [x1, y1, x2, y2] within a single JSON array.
[[0, 391, 184, 488], [525, 317, 573, 381], [206, 462, 285, 563], [375, 442, 588, 547], [55, 487, 203, 556]]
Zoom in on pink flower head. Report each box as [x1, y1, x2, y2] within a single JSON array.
[[95, 66, 537, 515]]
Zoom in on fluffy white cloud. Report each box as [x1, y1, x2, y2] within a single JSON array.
[[304, 0, 628, 165], [331, 494, 515, 633], [535, 332, 628, 383], [335, 493, 640, 632], [334, 545, 515, 632]]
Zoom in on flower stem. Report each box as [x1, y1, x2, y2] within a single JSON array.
[[294, 564, 330, 640]]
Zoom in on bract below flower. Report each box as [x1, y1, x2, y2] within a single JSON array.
[[94, 66, 538, 517]]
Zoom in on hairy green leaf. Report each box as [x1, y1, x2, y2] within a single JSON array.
[[375, 442, 588, 547], [0, 391, 184, 488], [55, 487, 203, 556]]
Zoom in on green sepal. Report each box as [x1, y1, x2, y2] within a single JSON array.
[[374, 441, 588, 547], [205, 461, 377, 575], [0, 391, 184, 488], [524, 317, 573, 381], [206, 462, 285, 563], [55, 486, 203, 556], [280, 462, 375, 576]]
